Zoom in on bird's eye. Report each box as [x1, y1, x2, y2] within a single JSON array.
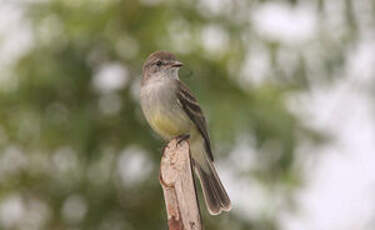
[[156, 61, 162, 67]]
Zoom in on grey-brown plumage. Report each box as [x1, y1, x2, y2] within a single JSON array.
[[141, 50, 231, 215], [176, 81, 213, 161]]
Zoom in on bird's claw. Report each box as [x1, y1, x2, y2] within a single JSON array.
[[176, 134, 190, 146]]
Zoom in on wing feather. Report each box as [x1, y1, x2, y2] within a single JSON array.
[[176, 80, 214, 161]]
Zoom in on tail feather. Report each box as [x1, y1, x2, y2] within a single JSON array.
[[194, 160, 232, 215]]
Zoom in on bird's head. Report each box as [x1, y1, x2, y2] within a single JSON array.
[[142, 51, 183, 83]]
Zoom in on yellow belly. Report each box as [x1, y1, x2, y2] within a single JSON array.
[[148, 112, 189, 140]]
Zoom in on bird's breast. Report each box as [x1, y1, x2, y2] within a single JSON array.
[[141, 79, 191, 140]]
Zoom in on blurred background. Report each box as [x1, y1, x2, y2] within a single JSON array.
[[0, 0, 374, 229]]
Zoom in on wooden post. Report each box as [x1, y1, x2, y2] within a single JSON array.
[[159, 138, 202, 230]]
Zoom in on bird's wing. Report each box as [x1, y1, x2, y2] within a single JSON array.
[[176, 80, 214, 161]]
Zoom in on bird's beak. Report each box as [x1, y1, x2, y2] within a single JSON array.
[[171, 61, 184, 68]]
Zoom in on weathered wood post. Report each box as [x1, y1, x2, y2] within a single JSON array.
[[159, 138, 202, 230]]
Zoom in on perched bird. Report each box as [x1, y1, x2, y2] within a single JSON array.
[[140, 51, 231, 215]]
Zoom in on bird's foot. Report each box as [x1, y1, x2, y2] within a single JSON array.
[[176, 134, 190, 146]]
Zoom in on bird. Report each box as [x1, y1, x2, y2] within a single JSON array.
[[140, 50, 231, 215]]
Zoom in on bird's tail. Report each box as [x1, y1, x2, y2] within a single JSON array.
[[193, 159, 232, 215], [189, 134, 231, 215]]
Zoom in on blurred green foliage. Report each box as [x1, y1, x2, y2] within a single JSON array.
[[0, 0, 361, 229]]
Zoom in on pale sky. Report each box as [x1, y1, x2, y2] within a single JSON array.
[[281, 74, 375, 230]]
